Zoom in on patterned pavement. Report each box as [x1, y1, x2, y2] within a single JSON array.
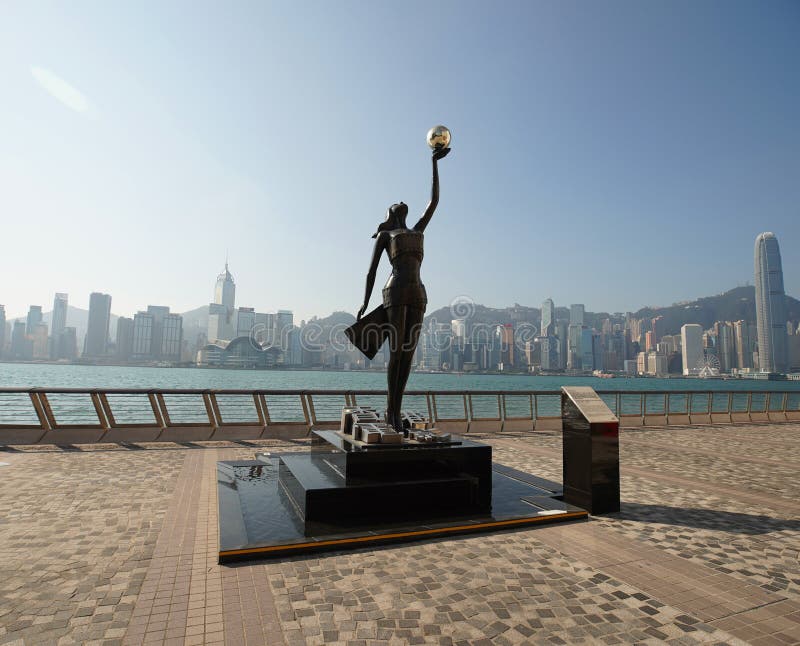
[[0, 424, 798, 645]]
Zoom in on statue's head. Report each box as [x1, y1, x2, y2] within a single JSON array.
[[372, 202, 408, 238]]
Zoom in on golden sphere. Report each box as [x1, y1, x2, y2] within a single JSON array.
[[426, 125, 451, 150]]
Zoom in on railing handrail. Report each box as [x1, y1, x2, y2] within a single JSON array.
[[2, 386, 798, 444], [2, 387, 800, 395]]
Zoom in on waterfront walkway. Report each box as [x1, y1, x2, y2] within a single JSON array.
[[0, 423, 798, 645]]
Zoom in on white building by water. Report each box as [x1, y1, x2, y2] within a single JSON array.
[[681, 324, 703, 376]]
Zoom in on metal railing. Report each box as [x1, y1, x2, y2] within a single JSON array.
[[1, 387, 799, 445]]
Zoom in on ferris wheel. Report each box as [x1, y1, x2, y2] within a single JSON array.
[[696, 353, 721, 377]]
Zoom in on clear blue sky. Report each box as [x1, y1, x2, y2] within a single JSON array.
[[1, 1, 798, 321]]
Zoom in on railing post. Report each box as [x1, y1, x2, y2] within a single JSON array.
[[664, 393, 670, 426], [643, 393, 648, 426], [98, 393, 116, 428], [498, 394, 505, 434], [467, 394, 474, 434], [533, 394, 539, 431], [28, 391, 51, 443], [253, 393, 265, 427], [727, 392, 734, 423], [430, 393, 438, 424], [463, 394, 469, 433], [746, 392, 753, 422], [37, 392, 57, 430], [204, 392, 219, 439], [91, 392, 111, 442], [149, 393, 165, 430], [300, 393, 313, 434]]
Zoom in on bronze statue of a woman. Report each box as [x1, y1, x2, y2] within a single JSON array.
[[346, 135, 450, 433]]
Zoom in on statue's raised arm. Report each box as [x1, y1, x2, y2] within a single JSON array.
[[414, 146, 450, 233]]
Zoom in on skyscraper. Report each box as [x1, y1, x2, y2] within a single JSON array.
[[50, 293, 68, 359], [116, 317, 134, 360], [208, 262, 236, 342], [681, 324, 703, 376], [754, 232, 788, 373], [276, 310, 294, 351], [569, 304, 584, 327], [84, 292, 112, 357], [132, 306, 183, 361], [541, 299, 555, 337], [715, 321, 735, 373], [236, 307, 256, 339], [26, 305, 43, 334], [733, 320, 752, 370], [10, 321, 30, 359]]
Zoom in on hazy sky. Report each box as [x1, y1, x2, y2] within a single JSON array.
[[1, 1, 798, 322]]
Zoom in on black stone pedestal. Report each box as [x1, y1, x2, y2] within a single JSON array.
[[276, 430, 492, 526], [561, 386, 620, 514]]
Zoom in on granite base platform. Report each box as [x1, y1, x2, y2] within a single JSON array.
[[217, 431, 587, 562]]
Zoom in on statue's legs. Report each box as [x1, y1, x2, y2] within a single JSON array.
[[386, 306, 424, 432]]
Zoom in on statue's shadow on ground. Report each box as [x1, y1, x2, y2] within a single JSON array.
[[612, 502, 800, 535]]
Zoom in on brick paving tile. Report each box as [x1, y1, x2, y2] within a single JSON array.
[[1, 426, 799, 644]]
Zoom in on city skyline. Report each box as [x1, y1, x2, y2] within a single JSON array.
[[1, 2, 798, 322]]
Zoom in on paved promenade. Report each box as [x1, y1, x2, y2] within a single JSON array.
[[1, 423, 798, 645]]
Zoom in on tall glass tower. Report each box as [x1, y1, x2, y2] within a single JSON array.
[[754, 232, 788, 373], [540, 298, 555, 337]]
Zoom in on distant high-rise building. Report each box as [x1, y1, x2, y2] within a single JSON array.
[[208, 262, 236, 342], [569, 304, 584, 327], [116, 317, 135, 360], [567, 324, 582, 369], [276, 310, 294, 351], [651, 316, 664, 346], [236, 307, 256, 339], [581, 328, 594, 371], [132, 312, 154, 359], [26, 305, 43, 334], [539, 336, 558, 371], [554, 320, 568, 368], [715, 322, 735, 373], [754, 232, 788, 373], [498, 324, 514, 367], [451, 318, 467, 340], [681, 324, 703, 376], [160, 313, 183, 361], [31, 323, 49, 359], [0, 304, 5, 358], [10, 321, 31, 359], [59, 328, 78, 360], [541, 299, 555, 337], [84, 292, 112, 357], [733, 320, 752, 370], [132, 306, 183, 361], [254, 312, 275, 347], [50, 293, 68, 359]]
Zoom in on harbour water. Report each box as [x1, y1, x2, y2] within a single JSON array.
[[2, 362, 799, 393]]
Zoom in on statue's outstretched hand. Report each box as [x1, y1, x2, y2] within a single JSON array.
[[432, 147, 450, 161], [357, 304, 367, 321]]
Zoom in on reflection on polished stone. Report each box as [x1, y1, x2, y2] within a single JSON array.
[[217, 429, 588, 562]]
